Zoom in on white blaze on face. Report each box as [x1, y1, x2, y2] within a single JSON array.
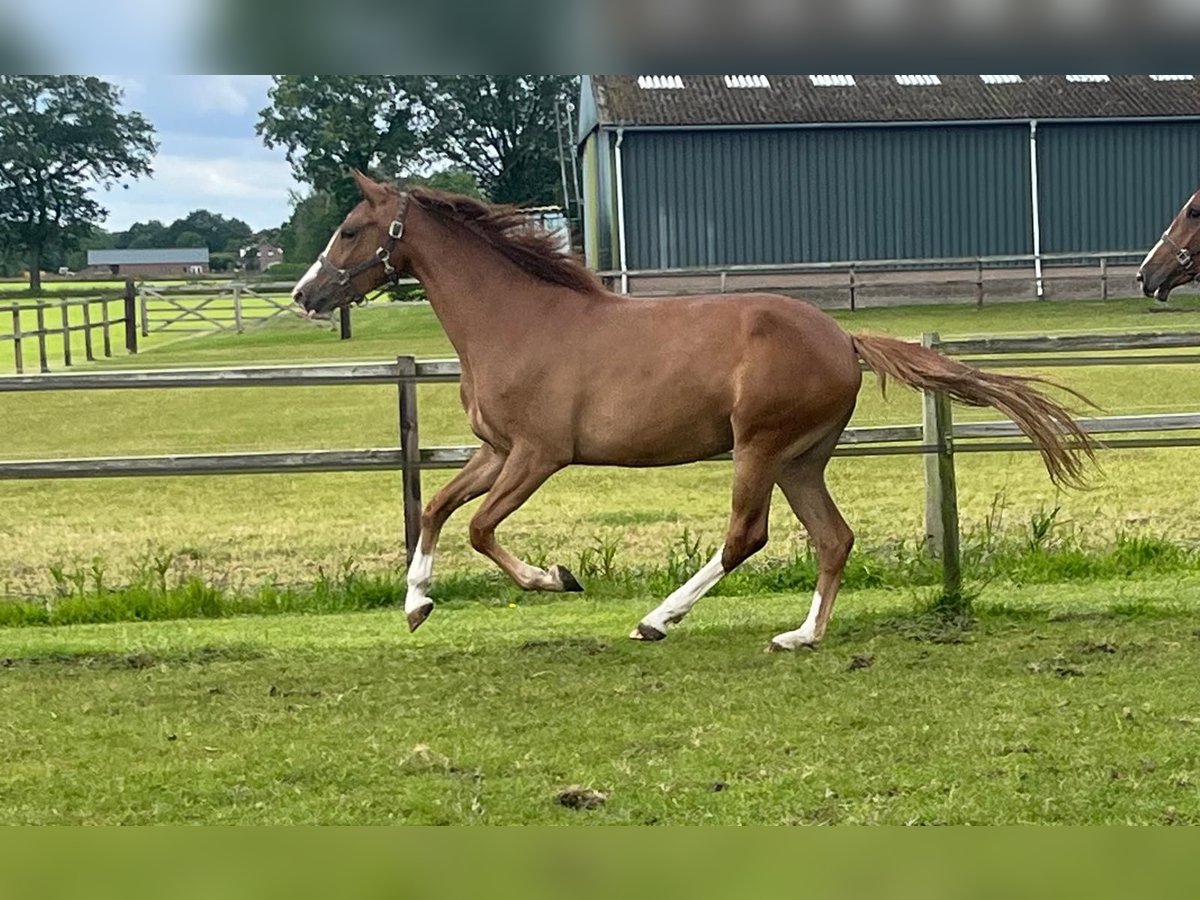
[[1139, 236, 1166, 277], [291, 228, 339, 300]]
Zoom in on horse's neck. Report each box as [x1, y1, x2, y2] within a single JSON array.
[[405, 220, 550, 359]]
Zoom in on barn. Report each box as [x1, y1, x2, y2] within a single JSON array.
[[86, 248, 210, 277], [576, 75, 1200, 287]]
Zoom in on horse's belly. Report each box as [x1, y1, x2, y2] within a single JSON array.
[[573, 401, 733, 466]]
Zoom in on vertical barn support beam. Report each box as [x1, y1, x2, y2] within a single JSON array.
[[1029, 119, 1045, 299], [10, 304, 23, 374], [59, 303, 72, 367], [614, 127, 630, 295], [397, 355, 422, 565], [124, 279, 138, 355], [35, 302, 49, 373], [921, 333, 962, 597]]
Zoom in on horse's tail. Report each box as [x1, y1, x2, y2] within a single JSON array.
[[850, 333, 1097, 489]]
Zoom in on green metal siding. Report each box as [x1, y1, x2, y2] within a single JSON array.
[[620, 126, 1032, 268], [1036, 122, 1200, 253]]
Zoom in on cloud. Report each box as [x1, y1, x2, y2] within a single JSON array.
[[185, 75, 273, 116], [93, 134, 300, 230]]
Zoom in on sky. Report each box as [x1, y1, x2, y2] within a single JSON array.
[[94, 76, 302, 233]]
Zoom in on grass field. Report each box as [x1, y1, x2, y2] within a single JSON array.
[[5, 292, 1200, 824], [4, 577, 1200, 824]]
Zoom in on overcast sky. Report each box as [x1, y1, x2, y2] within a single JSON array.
[[95, 76, 301, 233]]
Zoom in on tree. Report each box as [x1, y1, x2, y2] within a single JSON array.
[[257, 77, 423, 209], [167, 209, 251, 254], [278, 190, 343, 268], [0, 76, 156, 290], [174, 230, 206, 248], [404, 167, 484, 200], [414, 76, 576, 205]]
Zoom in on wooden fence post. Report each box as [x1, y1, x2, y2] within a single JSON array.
[[1099, 256, 1108, 302], [82, 301, 95, 361], [10, 304, 23, 374], [848, 267, 857, 311], [233, 283, 244, 334], [920, 333, 962, 597], [139, 285, 150, 337], [35, 302, 49, 373], [340, 306, 352, 340], [397, 355, 422, 565], [59, 303, 72, 367], [975, 259, 985, 307], [101, 298, 113, 358], [124, 279, 138, 355]]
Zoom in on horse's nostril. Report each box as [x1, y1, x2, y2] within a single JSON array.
[[1135, 272, 1143, 283]]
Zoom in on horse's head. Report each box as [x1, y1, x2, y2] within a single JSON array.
[[1137, 187, 1200, 302], [292, 169, 411, 318]]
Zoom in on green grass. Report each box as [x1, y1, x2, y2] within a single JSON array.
[[3, 576, 1200, 824]]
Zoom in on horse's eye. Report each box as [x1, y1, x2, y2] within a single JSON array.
[[1188, 209, 1200, 220], [341, 228, 359, 239]]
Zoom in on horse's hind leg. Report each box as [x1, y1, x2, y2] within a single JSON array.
[[466, 447, 583, 594], [405, 443, 505, 631], [768, 449, 854, 652], [631, 446, 777, 641]]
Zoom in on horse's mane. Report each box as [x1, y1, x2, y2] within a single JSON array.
[[406, 187, 603, 295]]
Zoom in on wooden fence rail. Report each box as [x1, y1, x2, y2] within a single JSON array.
[[3, 330, 1200, 599]]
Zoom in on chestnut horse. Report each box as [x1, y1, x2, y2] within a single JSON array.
[[1137, 186, 1200, 302], [293, 170, 1093, 651]]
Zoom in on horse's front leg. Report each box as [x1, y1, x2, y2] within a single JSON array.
[[405, 444, 505, 631], [465, 448, 583, 594]]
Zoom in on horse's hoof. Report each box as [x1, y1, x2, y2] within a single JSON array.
[[550, 564, 584, 592], [765, 639, 818, 653], [406, 603, 433, 633], [629, 622, 667, 642]]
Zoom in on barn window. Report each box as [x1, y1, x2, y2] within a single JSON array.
[[809, 75, 856, 87], [980, 75, 1022, 84], [893, 75, 941, 86], [724, 75, 771, 89], [637, 75, 685, 89], [1066, 74, 1109, 82]]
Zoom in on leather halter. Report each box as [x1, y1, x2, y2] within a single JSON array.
[[1159, 228, 1195, 274], [316, 193, 410, 302]]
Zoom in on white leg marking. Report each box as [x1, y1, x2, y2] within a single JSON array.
[[635, 547, 726, 636], [404, 546, 435, 614], [291, 230, 338, 299], [770, 591, 824, 650]]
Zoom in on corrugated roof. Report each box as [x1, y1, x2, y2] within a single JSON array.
[[88, 248, 210, 265], [589, 75, 1200, 127]]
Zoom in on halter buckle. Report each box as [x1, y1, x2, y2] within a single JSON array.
[[388, 220, 404, 240]]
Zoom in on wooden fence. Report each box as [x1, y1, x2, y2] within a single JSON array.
[[601, 250, 1148, 307], [3, 331, 1200, 597], [136, 281, 354, 339], [0, 281, 138, 374]]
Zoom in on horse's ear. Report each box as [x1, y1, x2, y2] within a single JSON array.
[[350, 168, 390, 207]]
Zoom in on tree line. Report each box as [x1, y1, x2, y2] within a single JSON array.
[[0, 75, 577, 290]]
